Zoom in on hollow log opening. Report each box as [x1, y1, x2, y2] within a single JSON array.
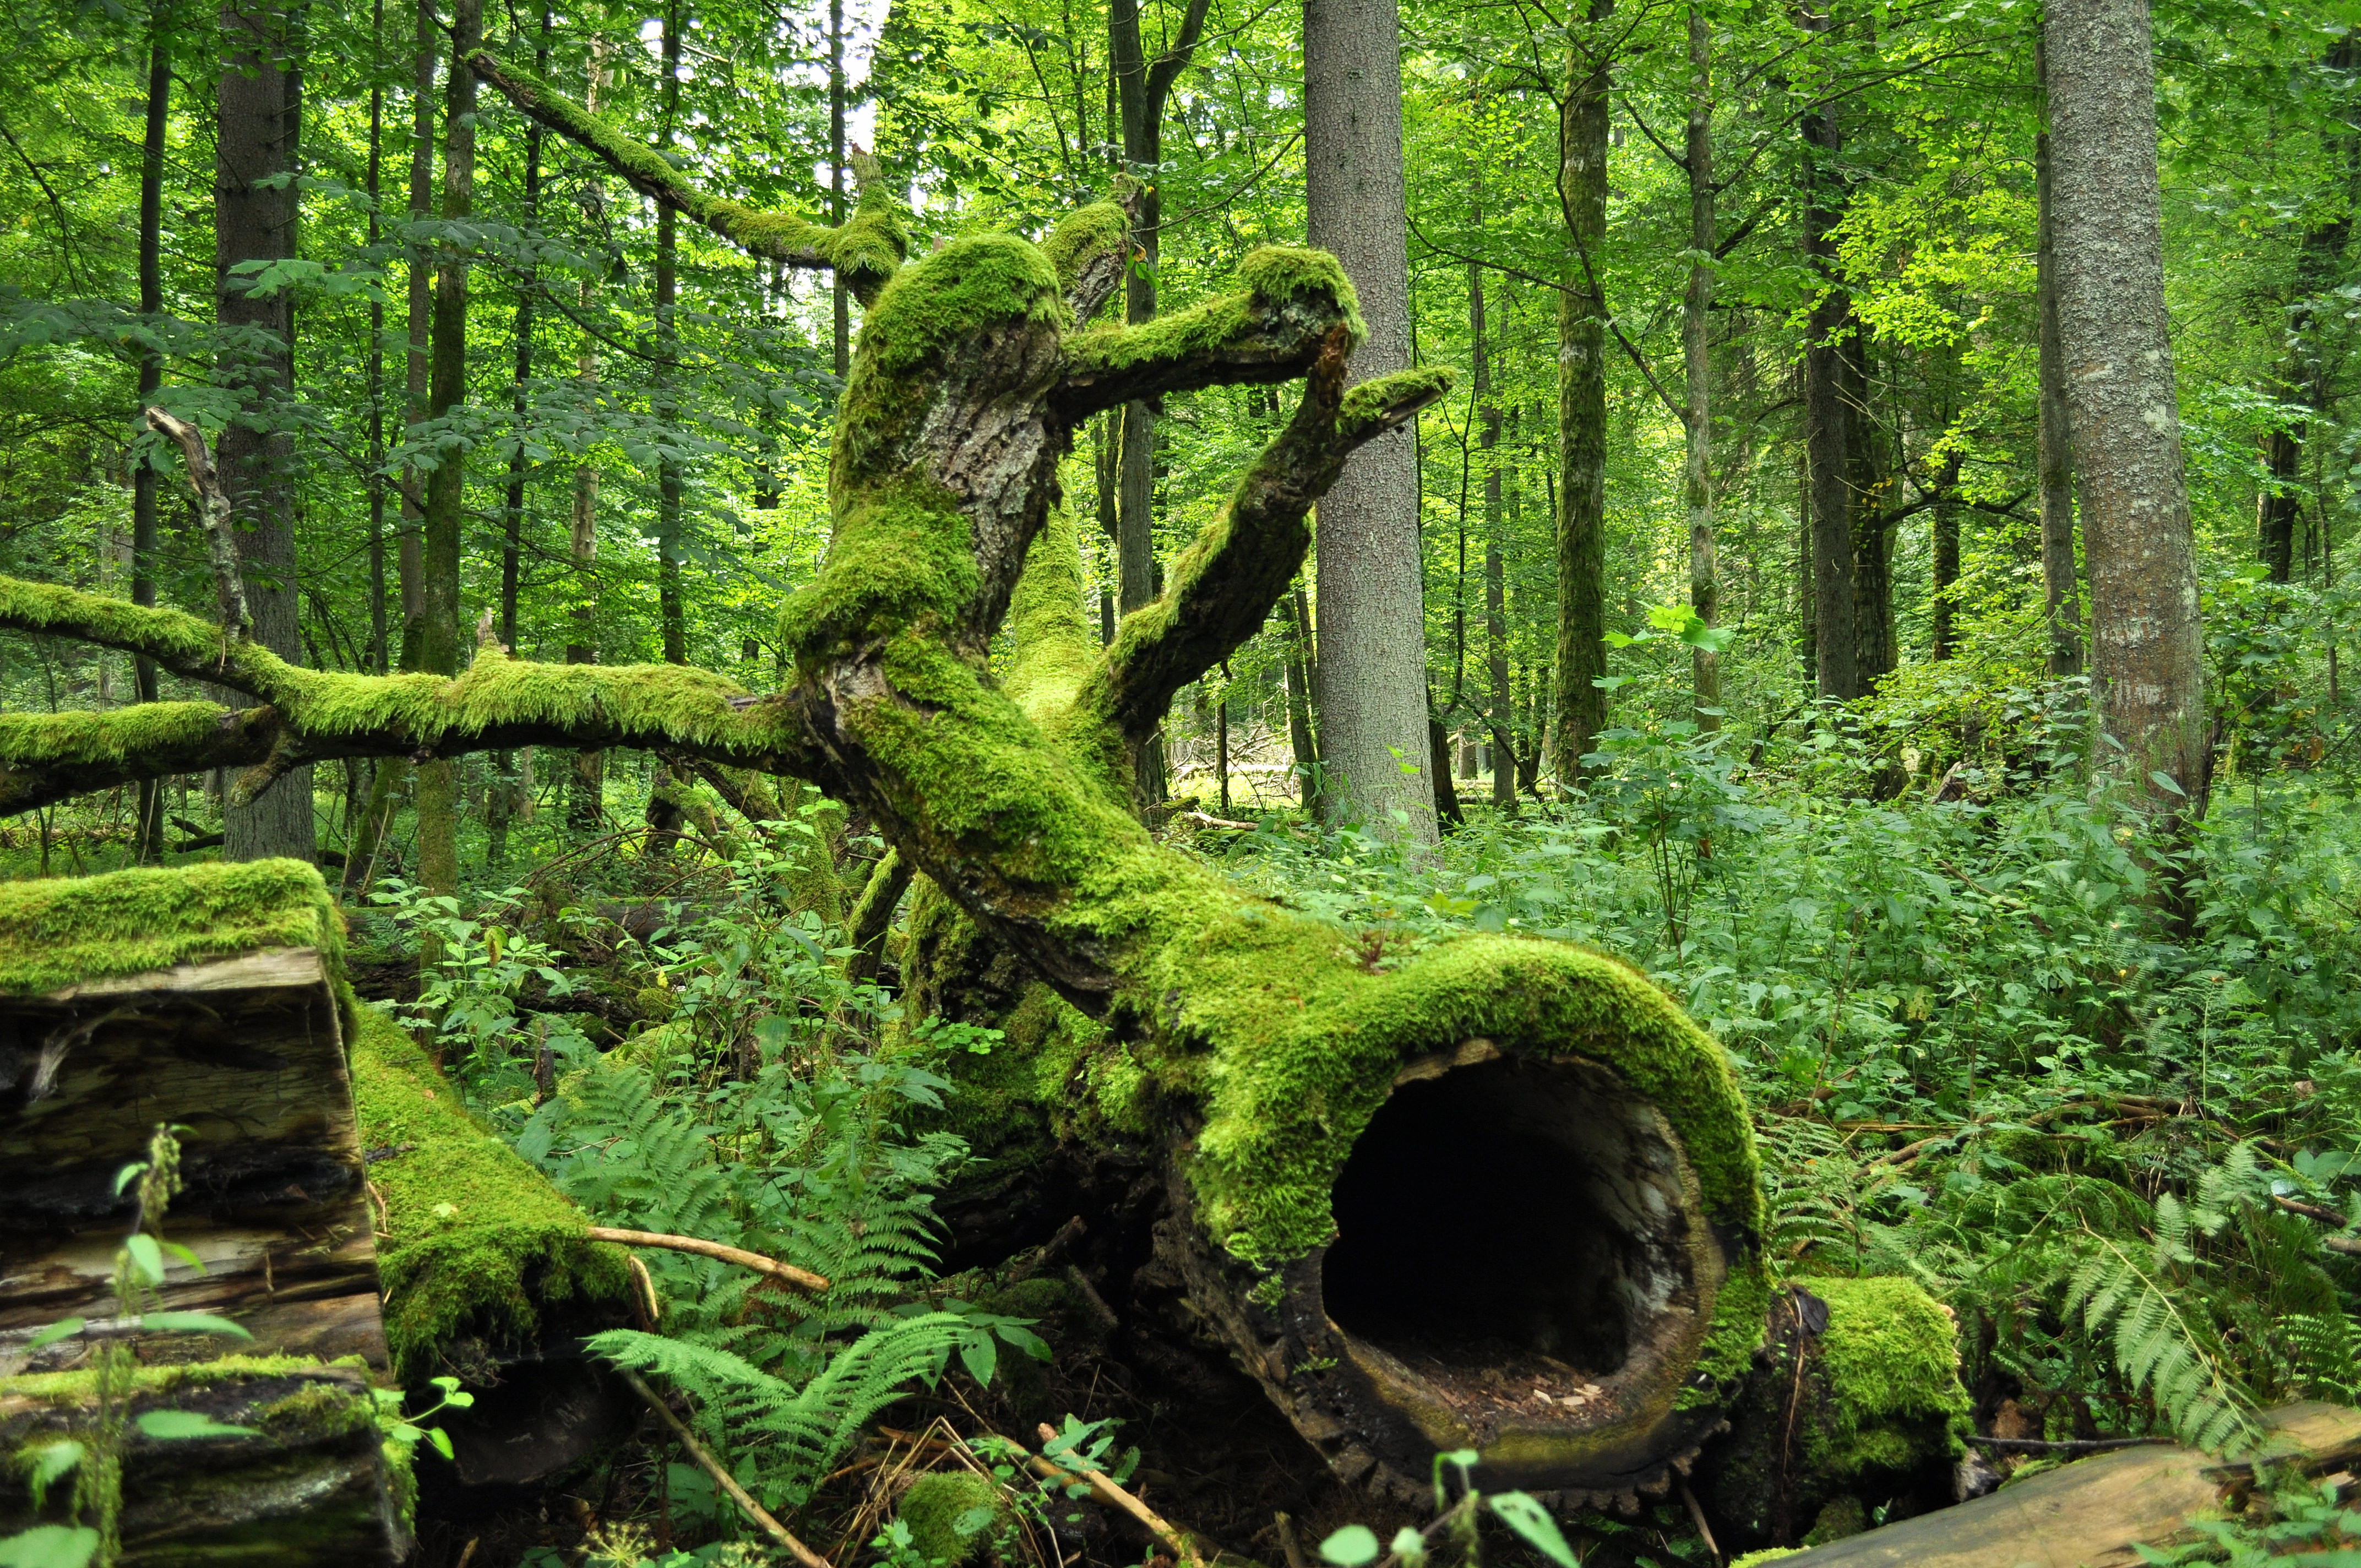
[[1315, 1052, 1718, 1486]]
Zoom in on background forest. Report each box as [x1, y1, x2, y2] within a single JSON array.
[[8, 0, 2361, 1560]]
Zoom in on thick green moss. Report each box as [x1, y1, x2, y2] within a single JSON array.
[[1039, 199, 1131, 294], [0, 701, 233, 769], [1683, 1256, 1775, 1408], [1800, 1276, 1972, 1479], [1, 1354, 373, 1408], [896, 1471, 1008, 1566], [350, 1009, 632, 1380], [0, 859, 346, 1004]]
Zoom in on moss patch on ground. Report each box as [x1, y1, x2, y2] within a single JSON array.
[[896, 1471, 1008, 1566], [0, 858, 346, 1004], [350, 1008, 631, 1381]]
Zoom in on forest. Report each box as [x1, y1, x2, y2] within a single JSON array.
[[1, 0, 2360, 1558]]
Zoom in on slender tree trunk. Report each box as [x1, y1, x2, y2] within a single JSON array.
[[365, 3, 389, 680], [2045, 0, 2209, 819], [416, 0, 480, 897], [1552, 17, 1611, 782], [654, 0, 687, 666], [1803, 78, 1858, 704], [131, 23, 171, 863], [1472, 260, 1513, 813], [1684, 0, 1720, 729], [216, 0, 314, 862], [487, 4, 550, 869], [400, 0, 430, 654], [1287, 583, 1323, 815], [830, 0, 849, 377], [567, 45, 610, 831], [2034, 89, 2085, 675], [1306, 0, 1435, 839], [1845, 334, 1894, 687], [1930, 453, 1961, 659]]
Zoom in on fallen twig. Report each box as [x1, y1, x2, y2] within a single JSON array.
[[1965, 1434, 2171, 1454], [585, 1226, 829, 1292], [2270, 1195, 2361, 1254], [619, 1368, 832, 1568]]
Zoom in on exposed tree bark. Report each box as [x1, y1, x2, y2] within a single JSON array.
[[1802, 69, 1858, 704], [1305, 0, 1437, 838], [1683, 0, 1720, 729], [1932, 455, 1961, 661], [1283, 582, 1323, 813], [2033, 68, 2085, 677], [568, 43, 611, 831], [1471, 255, 1515, 814], [365, 0, 389, 680], [2044, 0, 2210, 818], [130, 19, 171, 864], [215, 0, 315, 862], [830, 0, 850, 378], [1552, 15, 1612, 781]]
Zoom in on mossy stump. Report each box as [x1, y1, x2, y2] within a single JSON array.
[[0, 862, 387, 1375], [0, 1357, 412, 1565]]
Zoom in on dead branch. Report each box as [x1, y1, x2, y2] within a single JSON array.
[[618, 1369, 833, 1568], [584, 1226, 829, 1292], [143, 406, 249, 639]]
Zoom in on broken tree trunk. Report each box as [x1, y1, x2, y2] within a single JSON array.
[[0, 57, 1961, 1525]]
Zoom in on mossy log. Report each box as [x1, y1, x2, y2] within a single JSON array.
[[0, 1357, 411, 1564], [0, 863, 386, 1375]]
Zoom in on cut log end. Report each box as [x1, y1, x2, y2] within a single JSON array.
[[1236, 1050, 1742, 1502]]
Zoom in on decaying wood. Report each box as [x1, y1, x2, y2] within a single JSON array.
[[0, 1363, 410, 1565], [0, 947, 387, 1375], [1780, 1401, 2361, 1567], [584, 1226, 829, 1292]]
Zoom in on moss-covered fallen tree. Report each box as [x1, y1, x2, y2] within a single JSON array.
[[0, 61, 1965, 1521]]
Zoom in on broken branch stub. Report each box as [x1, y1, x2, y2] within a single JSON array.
[[143, 407, 250, 641]]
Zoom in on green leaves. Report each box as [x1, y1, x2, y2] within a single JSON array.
[[134, 1410, 259, 1441], [138, 1312, 252, 1341], [1486, 1493, 1576, 1568], [1318, 1525, 1381, 1567], [0, 1526, 99, 1568]]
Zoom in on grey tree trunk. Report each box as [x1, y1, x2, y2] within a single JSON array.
[[216, 0, 315, 862], [1551, 17, 1612, 783], [2034, 102, 2085, 676], [1473, 259, 1513, 812], [1683, 0, 1720, 730], [132, 24, 171, 863], [1305, 0, 1437, 839], [1802, 83, 1858, 703], [568, 44, 610, 830], [655, 0, 687, 665], [2045, 0, 2209, 818]]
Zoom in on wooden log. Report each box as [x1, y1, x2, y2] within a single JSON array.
[[0, 1359, 412, 1565], [1769, 1401, 2361, 1568], [0, 863, 387, 1376]]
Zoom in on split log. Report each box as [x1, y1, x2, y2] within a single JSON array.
[[0, 861, 385, 1374], [0, 1360, 411, 1565], [1770, 1401, 2361, 1567]]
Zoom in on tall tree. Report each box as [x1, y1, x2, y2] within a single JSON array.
[[1802, 51, 1859, 704], [130, 8, 172, 863], [1471, 255, 1513, 810], [1108, 0, 1212, 618], [2034, 60, 2083, 676], [2045, 0, 2208, 816], [568, 41, 611, 830], [655, 0, 688, 664], [1306, 0, 1438, 837], [215, 0, 314, 861], [1683, 0, 1720, 729], [416, 0, 482, 895], [1552, 12, 1612, 782]]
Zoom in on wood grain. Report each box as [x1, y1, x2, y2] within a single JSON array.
[[0, 948, 389, 1373], [1781, 1402, 2361, 1567]]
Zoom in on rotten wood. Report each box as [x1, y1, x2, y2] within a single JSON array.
[[1777, 1401, 2361, 1567]]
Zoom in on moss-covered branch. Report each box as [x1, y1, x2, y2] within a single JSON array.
[[468, 50, 909, 306], [1074, 337, 1451, 745], [0, 578, 825, 812], [1042, 194, 1136, 326], [1051, 246, 1371, 420]]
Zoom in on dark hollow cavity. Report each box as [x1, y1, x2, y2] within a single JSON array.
[[1323, 1054, 1698, 1380]]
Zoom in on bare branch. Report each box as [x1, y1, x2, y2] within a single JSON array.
[[144, 407, 249, 638]]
